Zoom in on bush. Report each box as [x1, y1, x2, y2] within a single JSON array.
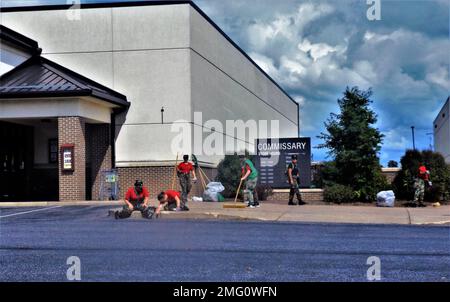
[[255, 184, 273, 201], [324, 184, 356, 204], [216, 154, 241, 198], [393, 149, 450, 202], [319, 160, 388, 202]]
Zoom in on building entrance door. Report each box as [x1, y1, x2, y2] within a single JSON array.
[[0, 121, 34, 201]]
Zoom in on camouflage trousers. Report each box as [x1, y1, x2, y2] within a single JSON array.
[[244, 178, 258, 205], [289, 178, 303, 204], [116, 203, 155, 219], [178, 173, 192, 206], [413, 178, 425, 203]]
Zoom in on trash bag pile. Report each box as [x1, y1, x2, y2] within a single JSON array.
[[202, 182, 225, 202], [376, 190, 395, 207]]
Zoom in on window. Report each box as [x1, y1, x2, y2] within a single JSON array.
[[48, 139, 58, 164]]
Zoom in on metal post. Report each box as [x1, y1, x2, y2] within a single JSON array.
[[411, 126, 416, 150]]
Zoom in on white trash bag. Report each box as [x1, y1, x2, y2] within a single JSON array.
[[203, 190, 219, 202], [206, 182, 225, 193], [376, 190, 395, 207], [202, 182, 225, 202]]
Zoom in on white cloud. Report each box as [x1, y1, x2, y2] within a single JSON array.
[[383, 129, 410, 151], [195, 0, 448, 163], [425, 66, 450, 90], [298, 39, 339, 62]]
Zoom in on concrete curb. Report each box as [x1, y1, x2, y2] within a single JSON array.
[[0, 201, 122, 207], [106, 208, 255, 221]]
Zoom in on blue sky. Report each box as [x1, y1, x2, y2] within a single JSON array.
[[2, 0, 449, 166]]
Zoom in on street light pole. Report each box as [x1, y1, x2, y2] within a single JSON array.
[[426, 133, 433, 151], [411, 126, 416, 150]]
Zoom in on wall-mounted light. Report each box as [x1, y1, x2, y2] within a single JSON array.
[[161, 107, 165, 124]]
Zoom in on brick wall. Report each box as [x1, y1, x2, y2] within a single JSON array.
[[381, 168, 401, 184], [86, 124, 112, 200], [58, 116, 86, 201], [117, 166, 218, 200], [267, 189, 324, 204]]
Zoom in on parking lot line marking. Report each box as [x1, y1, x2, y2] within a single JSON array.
[[0, 206, 63, 218]]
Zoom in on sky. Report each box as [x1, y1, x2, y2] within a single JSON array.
[[1, 0, 449, 166]]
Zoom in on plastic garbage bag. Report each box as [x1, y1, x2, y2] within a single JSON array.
[[206, 182, 225, 193], [203, 190, 219, 202], [192, 196, 203, 202], [376, 190, 395, 207]]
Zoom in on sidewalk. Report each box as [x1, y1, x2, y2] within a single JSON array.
[[1, 200, 447, 225], [161, 202, 450, 225]]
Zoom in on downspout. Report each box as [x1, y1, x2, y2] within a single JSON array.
[[110, 111, 116, 169]]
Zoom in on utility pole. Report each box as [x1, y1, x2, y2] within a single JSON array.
[[411, 126, 416, 150], [426, 132, 433, 151]]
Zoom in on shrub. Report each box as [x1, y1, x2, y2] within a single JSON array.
[[393, 149, 450, 202], [324, 184, 356, 204], [216, 154, 241, 198]]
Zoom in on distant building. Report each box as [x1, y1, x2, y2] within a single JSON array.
[[434, 97, 450, 163]]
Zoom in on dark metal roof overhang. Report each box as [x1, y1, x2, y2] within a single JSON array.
[[0, 55, 129, 109], [0, 24, 41, 55]]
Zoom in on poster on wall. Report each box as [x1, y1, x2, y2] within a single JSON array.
[[61, 145, 74, 172], [255, 137, 311, 189]]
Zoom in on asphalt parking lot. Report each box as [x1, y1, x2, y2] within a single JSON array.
[[0, 205, 449, 281]]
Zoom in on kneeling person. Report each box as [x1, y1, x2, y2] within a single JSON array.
[[155, 190, 188, 216], [115, 180, 155, 219]]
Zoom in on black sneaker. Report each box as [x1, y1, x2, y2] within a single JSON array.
[[298, 201, 307, 205], [247, 203, 256, 208], [418, 203, 427, 208], [288, 201, 297, 206]]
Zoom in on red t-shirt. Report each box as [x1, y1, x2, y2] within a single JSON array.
[[125, 187, 149, 202], [178, 162, 194, 174], [241, 164, 251, 177], [165, 190, 180, 202]]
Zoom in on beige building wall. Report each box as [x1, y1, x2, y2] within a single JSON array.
[[434, 97, 450, 163], [1, 2, 299, 167]]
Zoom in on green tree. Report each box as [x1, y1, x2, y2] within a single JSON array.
[[387, 160, 398, 168], [318, 87, 386, 201]]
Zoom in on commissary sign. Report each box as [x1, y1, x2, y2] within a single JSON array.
[[255, 137, 311, 188]]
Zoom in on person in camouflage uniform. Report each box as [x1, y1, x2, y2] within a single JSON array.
[[177, 155, 197, 209], [413, 164, 431, 207], [240, 155, 259, 208], [287, 154, 305, 205]]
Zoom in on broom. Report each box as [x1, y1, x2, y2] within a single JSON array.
[[223, 178, 246, 209]]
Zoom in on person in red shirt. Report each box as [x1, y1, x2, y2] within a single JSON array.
[[177, 155, 197, 209], [155, 190, 184, 215], [414, 164, 431, 207], [115, 180, 154, 219]]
